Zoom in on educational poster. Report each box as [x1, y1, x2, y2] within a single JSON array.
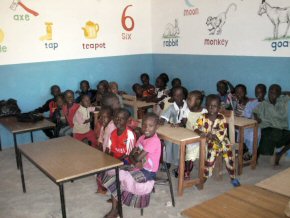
[[0, 0, 152, 65], [152, 0, 290, 57]]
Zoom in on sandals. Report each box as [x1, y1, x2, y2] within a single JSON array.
[[231, 179, 241, 187]]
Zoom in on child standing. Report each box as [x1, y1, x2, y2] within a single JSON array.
[[102, 113, 161, 218], [183, 91, 207, 179], [159, 87, 188, 174], [98, 106, 116, 152], [62, 90, 80, 136], [194, 94, 240, 187], [73, 95, 97, 147]]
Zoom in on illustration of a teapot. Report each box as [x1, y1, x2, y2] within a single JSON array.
[[82, 21, 99, 39]]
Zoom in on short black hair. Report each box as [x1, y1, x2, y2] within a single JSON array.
[[140, 73, 149, 80], [98, 80, 109, 90], [100, 105, 114, 117], [171, 78, 181, 86], [80, 94, 90, 101], [188, 90, 204, 104], [235, 84, 247, 95], [255, 84, 267, 93], [115, 108, 131, 119], [206, 94, 221, 106], [50, 85, 60, 92], [143, 112, 159, 125], [80, 80, 89, 86], [159, 73, 169, 84], [132, 83, 141, 92], [269, 84, 281, 95], [64, 89, 74, 96], [101, 93, 119, 107]]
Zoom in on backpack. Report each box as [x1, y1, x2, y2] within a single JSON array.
[[0, 99, 21, 117], [17, 112, 44, 123]]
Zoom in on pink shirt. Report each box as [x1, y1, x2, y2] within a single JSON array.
[[99, 120, 116, 152], [135, 133, 161, 173]]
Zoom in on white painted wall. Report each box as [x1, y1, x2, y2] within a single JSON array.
[[152, 0, 290, 57], [0, 0, 152, 65]]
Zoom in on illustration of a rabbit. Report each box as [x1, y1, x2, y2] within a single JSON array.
[[163, 19, 180, 38]]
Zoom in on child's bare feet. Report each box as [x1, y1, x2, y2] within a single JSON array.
[[96, 188, 107, 195], [104, 209, 119, 218], [274, 152, 281, 167]]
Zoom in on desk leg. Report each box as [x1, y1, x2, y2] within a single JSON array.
[[19, 152, 26, 193], [30, 132, 34, 143], [59, 184, 66, 218], [115, 167, 123, 218], [251, 124, 258, 170], [197, 138, 206, 190], [0, 133, 2, 151], [238, 127, 244, 175], [178, 142, 186, 196], [13, 133, 19, 169]]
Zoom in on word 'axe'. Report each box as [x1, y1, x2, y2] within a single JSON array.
[[10, 0, 39, 16]]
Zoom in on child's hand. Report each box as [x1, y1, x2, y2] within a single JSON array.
[[159, 102, 165, 110], [134, 161, 143, 169], [84, 118, 91, 124]]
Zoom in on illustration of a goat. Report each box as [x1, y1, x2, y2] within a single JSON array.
[[258, 0, 290, 39]]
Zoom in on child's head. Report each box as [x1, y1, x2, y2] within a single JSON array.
[[255, 84, 267, 102], [55, 94, 65, 108], [109, 82, 119, 94], [80, 80, 90, 93], [132, 83, 143, 97], [97, 80, 109, 94], [64, 90, 75, 105], [100, 106, 113, 127], [51, 85, 61, 98], [171, 78, 181, 88], [101, 93, 121, 111], [206, 94, 221, 116], [268, 84, 281, 104], [234, 84, 247, 101], [216, 80, 228, 96], [155, 76, 166, 89], [172, 86, 185, 106], [187, 90, 204, 111], [113, 108, 130, 130], [159, 73, 169, 85], [140, 73, 150, 86], [142, 112, 159, 138], [80, 95, 91, 108]]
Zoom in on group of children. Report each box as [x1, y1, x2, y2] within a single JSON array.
[[34, 75, 290, 217]]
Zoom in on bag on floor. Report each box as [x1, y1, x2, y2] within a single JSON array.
[[0, 99, 21, 117], [17, 112, 44, 123]]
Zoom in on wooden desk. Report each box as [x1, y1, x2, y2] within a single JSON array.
[[123, 99, 156, 119], [234, 116, 258, 175], [256, 167, 290, 197], [182, 185, 289, 218], [18, 136, 124, 218], [0, 116, 55, 169], [157, 124, 206, 196]]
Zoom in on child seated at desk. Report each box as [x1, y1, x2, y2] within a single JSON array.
[[140, 73, 155, 99], [235, 84, 266, 161], [183, 90, 207, 179], [75, 80, 96, 103], [102, 112, 161, 218], [152, 76, 169, 115], [94, 80, 109, 106], [73, 95, 97, 147], [159, 86, 188, 176], [51, 94, 67, 137], [98, 106, 116, 152], [34, 85, 61, 138], [194, 94, 240, 187], [62, 90, 80, 136], [216, 80, 235, 110], [109, 82, 124, 107]]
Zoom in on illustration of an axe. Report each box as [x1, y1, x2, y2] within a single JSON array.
[[10, 0, 39, 16]]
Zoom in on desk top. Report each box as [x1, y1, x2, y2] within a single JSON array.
[[123, 99, 156, 108], [256, 167, 290, 197], [18, 136, 123, 183], [234, 116, 257, 127], [0, 116, 55, 133], [157, 124, 200, 145], [182, 185, 289, 218]]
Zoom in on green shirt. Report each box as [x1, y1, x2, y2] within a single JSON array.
[[253, 95, 290, 130]]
